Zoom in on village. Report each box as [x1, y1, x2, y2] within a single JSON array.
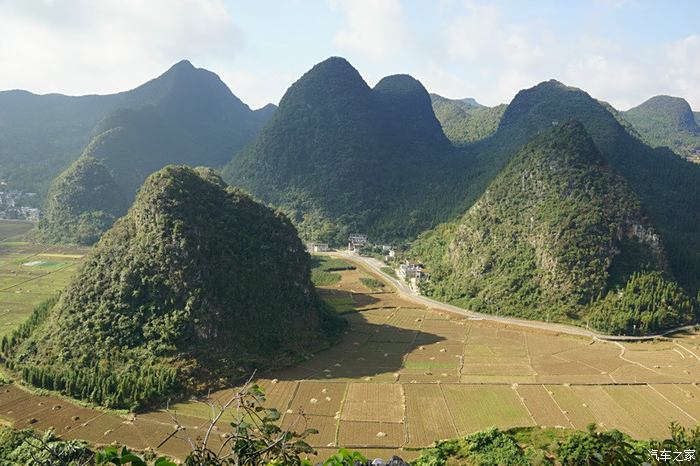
[[306, 233, 429, 293], [0, 187, 40, 221]]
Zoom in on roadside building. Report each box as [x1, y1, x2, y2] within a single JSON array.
[[307, 242, 330, 253]]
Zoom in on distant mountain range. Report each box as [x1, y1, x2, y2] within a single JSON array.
[[3, 56, 699, 334], [0, 61, 274, 195]]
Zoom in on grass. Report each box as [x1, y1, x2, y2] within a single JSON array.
[[380, 266, 397, 278], [359, 277, 384, 290], [310, 255, 356, 286]]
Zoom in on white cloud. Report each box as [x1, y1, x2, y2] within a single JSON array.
[[0, 0, 242, 96], [330, 0, 408, 60]]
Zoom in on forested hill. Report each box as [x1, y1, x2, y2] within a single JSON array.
[[462, 80, 700, 298], [430, 93, 507, 144], [0, 60, 274, 196], [224, 57, 466, 244], [3, 166, 343, 409], [37, 156, 128, 245], [623, 95, 700, 162], [412, 121, 697, 335], [83, 60, 273, 198]]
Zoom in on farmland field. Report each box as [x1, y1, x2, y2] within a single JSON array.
[[0, 249, 699, 461]]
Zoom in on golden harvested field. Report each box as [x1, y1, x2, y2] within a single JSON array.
[[1, 252, 700, 461]]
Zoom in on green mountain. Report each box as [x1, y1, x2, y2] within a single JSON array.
[[430, 94, 507, 144], [83, 60, 273, 197], [412, 121, 696, 334], [623, 95, 700, 162], [0, 90, 118, 194], [3, 166, 342, 409], [0, 61, 274, 196], [223, 57, 463, 244], [37, 156, 128, 245]]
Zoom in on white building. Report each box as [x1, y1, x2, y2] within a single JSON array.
[[307, 242, 330, 253]]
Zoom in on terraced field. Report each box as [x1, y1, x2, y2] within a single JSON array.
[[0, 247, 699, 461]]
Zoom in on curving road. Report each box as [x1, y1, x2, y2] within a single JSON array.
[[332, 251, 699, 342]]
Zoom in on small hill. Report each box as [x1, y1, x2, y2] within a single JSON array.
[[430, 94, 506, 144], [37, 156, 128, 245], [4, 166, 343, 409], [412, 121, 696, 334], [85, 60, 273, 197], [224, 57, 460, 244], [624, 95, 700, 162]]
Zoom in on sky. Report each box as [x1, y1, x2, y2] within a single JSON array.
[[1, 0, 699, 110]]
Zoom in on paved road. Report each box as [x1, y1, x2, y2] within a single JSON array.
[[332, 252, 699, 342]]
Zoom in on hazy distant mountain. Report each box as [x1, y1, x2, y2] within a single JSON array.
[[4, 166, 343, 409], [224, 57, 461, 243], [0, 61, 274, 196], [624, 95, 700, 162], [84, 60, 273, 197], [430, 93, 506, 145]]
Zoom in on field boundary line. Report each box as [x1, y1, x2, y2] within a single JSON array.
[[513, 385, 537, 425], [648, 384, 698, 424], [675, 343, 700, 363], [437, 384, 459, 437], [333, 382, 349, 448], [0, 262, 77, 293], [543, 385, 575, 429]]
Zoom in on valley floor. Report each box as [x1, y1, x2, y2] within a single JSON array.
[[0, 235, 699, 461]]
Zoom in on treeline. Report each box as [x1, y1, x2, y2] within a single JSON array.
[[1, 296, 179, 409], [587, 271, 698, 335]]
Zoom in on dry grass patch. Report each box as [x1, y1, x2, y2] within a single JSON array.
[[403, 384, 457, 447], [288, 382, 346, 417], [337, 420, 405, 447], [440, 384, 534, 435], [516, 385, 571, 427]]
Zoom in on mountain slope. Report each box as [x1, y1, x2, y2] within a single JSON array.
[[84, 60, 273, 197], [223, 57, 462, 243], [37, 156, 128, 245], [623, 95, 700, 162], [412, 121, 696, 334], [430, 94, 507, 144], [3, 166, 342, 409], [459, 80, 700, 298], [0, 61, 274, 196], [0, 90, 118, 194]]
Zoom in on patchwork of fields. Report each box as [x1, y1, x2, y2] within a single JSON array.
[[0, 222, 87, 339], [0, 238, 698, 461]]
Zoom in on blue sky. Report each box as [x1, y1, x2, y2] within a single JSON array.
[[1, 0, 699, 109]]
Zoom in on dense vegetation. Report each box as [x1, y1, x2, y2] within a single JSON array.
[[223, 57, 468, 244], [624, 95, 700, 162], [430, 94, 507, 145], [414, 423, 700, 466], [412, 121, 697, 334], [37, 156, 128, 245], [84, 60, 274, 198], [3, 166, 344, 409]]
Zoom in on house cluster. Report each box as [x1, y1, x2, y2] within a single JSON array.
[[347, 233, 368, 254], [0, 190, 40, 221], [382, 244, 396, 262], [398, 260, 429, 293]]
